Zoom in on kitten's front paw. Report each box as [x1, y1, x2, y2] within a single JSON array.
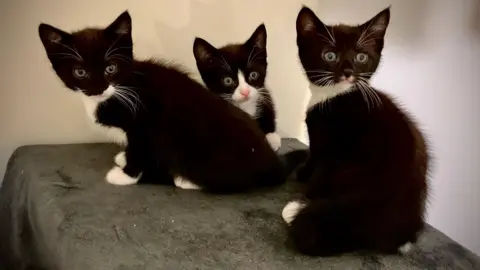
[[398, 242, 414, 254], [105, 166, 140, 186], [266, 132, 281, 151], [174, 176, 201, 190], [114, 151, 126, 168], [282, 200, 306, 225]]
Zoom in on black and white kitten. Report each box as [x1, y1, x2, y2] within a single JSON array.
[[193, 24, 281, 151], [282, 6, 430, 256], [38, 11, 287, 193]]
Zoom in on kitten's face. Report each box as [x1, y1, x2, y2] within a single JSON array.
[[38, 11, 133, 102], [296, 7, 390, 90], [193, 24, 267, 104]]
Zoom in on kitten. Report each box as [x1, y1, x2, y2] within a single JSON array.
[[193, 24, 281, 151], [38, 11, 287, 193], [282, 6, 430, 256]]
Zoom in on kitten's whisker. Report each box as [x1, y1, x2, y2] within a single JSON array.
[[358, 80, 382, 108], [104, 36, 122, 58], [305, 70, 333, 74], [313, 76, 334, 86], [113, 92, 134, 115], [57, 43, 83, 61], [105, 46, 132, 59], [246, 45, 257, 67], [48, 52, 82, 61], [248, 47, 266, 65], [107, 54, 133, 64], [219, 56, 232, 72], [115, 89, 136, 113], [116, 86, 145, 112], [322, 24, 336, 44], [316, 33, 336, 47], [357, 19, 375, 46], [356, 83, 371, 111]]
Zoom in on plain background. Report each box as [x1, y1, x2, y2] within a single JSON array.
[[0, 0, 479, 255]]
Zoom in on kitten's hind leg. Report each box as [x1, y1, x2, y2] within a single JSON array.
[[114, 151, 126, 168], [398, 242, 413, 254], [174, 176, 202, 190], [282, 200, 306, 224], [106, 143, 144, 186], [266, 132, 282, 151], [106, 166, 141, 185]]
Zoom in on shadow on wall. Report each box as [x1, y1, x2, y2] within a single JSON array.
[[472, 0, 480, 36]]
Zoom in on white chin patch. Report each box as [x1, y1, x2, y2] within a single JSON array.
[[282, 200, 306, 225], [307, 80, 354, 110], [266, 132, 281, 151], [231, 71, 259, 117], [105, 166, 140, 186], [80, 86, 127, 145], [114, 151, 127, 168], [174, 176, 201, 190]]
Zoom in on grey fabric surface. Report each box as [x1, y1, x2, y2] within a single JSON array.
[[0, 139, 479, 270]]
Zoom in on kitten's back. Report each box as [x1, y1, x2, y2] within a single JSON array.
[[134, 60, 285, 193]]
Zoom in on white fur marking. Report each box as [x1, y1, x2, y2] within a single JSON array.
[[307, 81, 354, 111], [266, 132, 281, 151], [398, 242, 413, 254], [79, 86, 127, 145], [114, 151, 126, 168], [232, 72, 259, 117], [174, 176, 201, 190], [282, 201, 306, 225], [105, 166, 140, 186]]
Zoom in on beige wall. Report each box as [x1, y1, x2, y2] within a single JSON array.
[[1, 0, 479, 255]]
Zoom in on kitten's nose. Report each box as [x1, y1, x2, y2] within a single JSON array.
[[240, 88, 250, 97], [343, 69, 354, 78]]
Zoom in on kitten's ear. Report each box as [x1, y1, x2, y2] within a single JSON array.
[[106, 11, 132, 35], [361, 7, 390, 39], [38, 23, 71, 49], [296, 6, 323, 37], [193, 37, 218, 63], [245, 23, 267, 50]]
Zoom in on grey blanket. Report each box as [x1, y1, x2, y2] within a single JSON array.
[[0, 139, 479, 270]]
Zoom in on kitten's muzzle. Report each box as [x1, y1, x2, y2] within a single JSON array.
[[342, 68, 354, 78], [340, 69, 355, 83]]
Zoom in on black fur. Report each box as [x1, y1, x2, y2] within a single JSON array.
[[38, 11, 287, 193], [193, 24, 277, 136], [287, 6, 430, 256]]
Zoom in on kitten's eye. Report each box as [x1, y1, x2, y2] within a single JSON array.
[[105, 64, 117, 75], [223, 77, 234, 86], [323, 51, 337, 62], [355, 53, 368, 63], [248, 71, 259, 81], [73, 68, 87, 78]]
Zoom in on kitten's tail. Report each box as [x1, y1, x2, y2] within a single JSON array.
[[285, 198, 419, 256], [285, 199, 362, 256], [278, 149, 309, 176]]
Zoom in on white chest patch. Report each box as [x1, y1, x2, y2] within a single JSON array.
[[307, 81, 353, 111], [231, 72, 260, 118], [79, 86, 127, 145]]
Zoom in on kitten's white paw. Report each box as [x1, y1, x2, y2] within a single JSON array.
[[398, 242, 413, 254], [266, 132, 281, 151], [174, 176, 201, 190], [105, 166, 140, 186], [114, 151, 126, 168], [282, 200, 305, 225]]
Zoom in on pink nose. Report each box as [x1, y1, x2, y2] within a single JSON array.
[[240, 88, 250, 97]]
